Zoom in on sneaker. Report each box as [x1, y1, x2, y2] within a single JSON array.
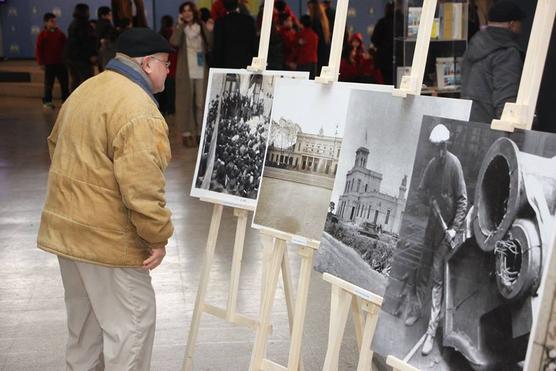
[[42, 102, 55, 110], [421, 334, 434, 356]]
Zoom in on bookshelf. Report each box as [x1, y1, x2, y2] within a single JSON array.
[[394, 0, 469, 96]]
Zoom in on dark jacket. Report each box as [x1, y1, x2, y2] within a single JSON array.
[[461, 27, 524, 123], [213, 12, 257, 69], [66, 19, 97, 64], [419, 151, 467, 241]]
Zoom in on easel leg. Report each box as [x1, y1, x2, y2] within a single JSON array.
[[322, 285, 352, 371], [183, 204, 224, 371], [249, 238, 286, 371], [351, 296, 364, 349], [356, 307, 380, 371], [280, 246, 306, 371], [286, 246, 314, 371], [226, 209, 249, 320]]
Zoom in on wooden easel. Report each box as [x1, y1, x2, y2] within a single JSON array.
[[182, 198, 285, 371], [392, 0, 438, 97], [321, 274, 383, 371], [248, 228, 318, 371], [247, 0, 351, 369], [318, 1, 437, 370], [489, 1, 556, 369], [183, 4, 299, 362]]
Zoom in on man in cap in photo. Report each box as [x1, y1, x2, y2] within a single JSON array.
[[462, 1, 526, 123], [404, 124, 467, 356], [38, 27, 174, 370]]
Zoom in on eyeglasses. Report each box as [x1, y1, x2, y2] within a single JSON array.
[[148, 55, 171, 68]]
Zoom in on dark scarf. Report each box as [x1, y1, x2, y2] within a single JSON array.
[[105, 55, 158, 106]]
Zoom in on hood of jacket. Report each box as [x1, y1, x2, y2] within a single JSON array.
[[465, 27, 522, 63]]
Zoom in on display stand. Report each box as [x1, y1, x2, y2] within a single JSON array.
[[491, 0, 556, 132], [386, 356, 420, 371], [320, 274, 383, 371], [248, 0, 352, 369], [488, 1, 556, 369], [247, 0, 275, 72], [392, 0, 438, 97], [248, 227, 318, 371]]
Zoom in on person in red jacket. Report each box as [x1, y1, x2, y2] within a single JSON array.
[[278, 14, 297, 70], [35, 13, 69, 109], [340, 33, 384, 83], [294, 15, 318, 78]]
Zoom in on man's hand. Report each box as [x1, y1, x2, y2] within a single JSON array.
[[446, 229, 456, 241], [143, 244, 166, 270]]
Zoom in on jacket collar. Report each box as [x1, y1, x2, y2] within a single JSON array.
[[105, 53, 158, 106]]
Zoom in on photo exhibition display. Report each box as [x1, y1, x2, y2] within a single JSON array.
[[251, 79, 391, 241], [190, 69, 308, 209], [370, 116, 556, 370], [313, 90, 472, 296]]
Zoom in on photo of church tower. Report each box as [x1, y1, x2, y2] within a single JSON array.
[[336, 147, 408, 235]]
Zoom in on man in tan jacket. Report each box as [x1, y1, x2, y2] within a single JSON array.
[[38, 27, 174, 370]]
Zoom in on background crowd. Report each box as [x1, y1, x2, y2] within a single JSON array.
[[35, 0, 389, 128]]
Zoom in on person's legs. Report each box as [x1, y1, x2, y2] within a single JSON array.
[[58, 256, 104, 371], [55, 64, 70, 101], [422, 240, 448, 355], [193, 78, 205, 137], [43, 65, 56, 105], [75, 260, 156, 371]]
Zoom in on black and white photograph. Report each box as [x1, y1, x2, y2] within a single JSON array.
[[252, 79, 358, 241], [372, 116, 556, 371], [190, 69, 308, 209], [313, 90, 472, 296]]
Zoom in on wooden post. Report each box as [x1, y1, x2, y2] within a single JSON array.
[[386, 356, 421, 371], [488, 4, 556, 367], [249, 227, 320, 371], [248, 0, 275, 71], [491, 0, 556, 132], [183, 203, 264, 370], [392, 0, 438, 97], [321, 273, 384, 371], [183, 203, 224, 371], [315, 0, 349, 83], [249, 235, 287, 371]]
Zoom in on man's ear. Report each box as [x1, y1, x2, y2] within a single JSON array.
[[141, 57, 153, 75]]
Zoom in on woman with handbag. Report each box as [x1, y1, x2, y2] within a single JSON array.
[[170, 2, 213, 147]]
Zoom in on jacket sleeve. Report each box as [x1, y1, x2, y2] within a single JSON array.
[[112, 117, 174, 246], [35, 32, 45, 65], [169, 23, 185, 48], [449, 158, 467, 230], [491, 47, 523, 118]]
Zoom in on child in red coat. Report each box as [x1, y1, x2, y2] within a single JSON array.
[[278, 14, 297, 70], [35, 13, 69, 108], [294, 15, 318, 78]]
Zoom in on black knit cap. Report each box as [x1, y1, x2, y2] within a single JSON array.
[[488, 1, 526, 22], [116, 27, 173, 57]]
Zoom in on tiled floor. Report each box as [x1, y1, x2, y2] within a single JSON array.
[[0, 96, 361, 370]]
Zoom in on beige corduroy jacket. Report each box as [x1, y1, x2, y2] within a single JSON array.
[[37, 68, 174, 267]]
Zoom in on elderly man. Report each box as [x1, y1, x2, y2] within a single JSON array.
[[37, 28, 174, 370], [405, 124, 467, 356]]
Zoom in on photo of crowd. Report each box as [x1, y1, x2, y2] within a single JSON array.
[[191, 69, 307, 208]]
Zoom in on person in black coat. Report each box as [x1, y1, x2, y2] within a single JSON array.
[[461, 1, 525, 123], [213, 0, 257, 68], [66, 3, 97, 91]]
